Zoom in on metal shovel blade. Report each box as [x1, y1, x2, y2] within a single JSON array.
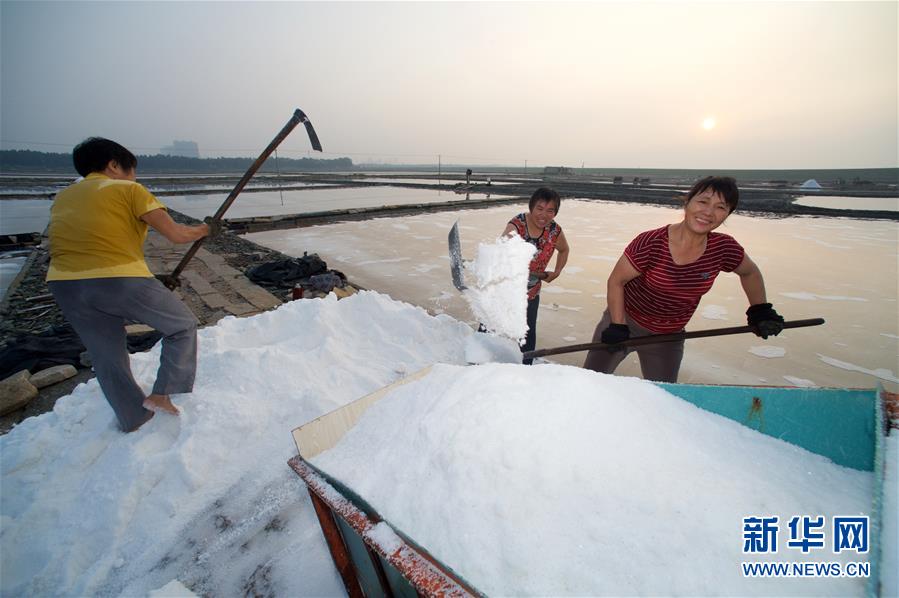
[[304, 120, 323, 152], [448, 221, 467, 291]]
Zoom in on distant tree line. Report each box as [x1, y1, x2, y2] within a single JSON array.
[[0, 149, 353, 174]]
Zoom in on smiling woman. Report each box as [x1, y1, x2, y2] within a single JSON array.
[[583, 176, 785, 383]]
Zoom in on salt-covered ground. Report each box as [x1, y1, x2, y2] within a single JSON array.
[[247, 199, 899, 391], [0, 292, 518, 596], [0, 288, 895, 596]]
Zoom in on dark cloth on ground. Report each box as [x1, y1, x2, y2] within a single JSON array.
[[0, 325, 85, 380], [247, 254, 327, 288], [0, 326, 164, 380]]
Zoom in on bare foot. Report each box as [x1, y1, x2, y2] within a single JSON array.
[[143, 394, 180, 416]]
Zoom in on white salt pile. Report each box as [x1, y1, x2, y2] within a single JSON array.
[[312, 363, 873, 597], [462, 234, 535, 341], [0, 292, 518, 597]]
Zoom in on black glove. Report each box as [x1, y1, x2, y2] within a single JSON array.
[[155, 274, 181, 290], [746, 303, 784, 339], [601, 323, 631, 351], [203, 216, 223, 239]]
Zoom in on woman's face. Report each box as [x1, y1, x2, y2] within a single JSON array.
[[684, 188, 730, 235], [529, 200, 558, 229]]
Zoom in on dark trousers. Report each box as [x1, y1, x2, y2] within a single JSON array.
[[582, 309, 684, 383], [521, 295, 540, 365], [49, 277, 198, 431]]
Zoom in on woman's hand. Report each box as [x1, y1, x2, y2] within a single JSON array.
[[542, 270, 560, 283], [746, 303, 785, 339]]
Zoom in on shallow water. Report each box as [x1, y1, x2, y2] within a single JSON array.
[[793, 195, 899, 212], [246, 199, 899, 391], [0, 199, 53, 234], [161, 186, 496, 220]]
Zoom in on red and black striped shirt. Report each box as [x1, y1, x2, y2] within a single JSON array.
[[623, 225, 744, 333]]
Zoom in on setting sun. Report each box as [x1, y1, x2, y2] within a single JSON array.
[[702, 116, 717, 130]]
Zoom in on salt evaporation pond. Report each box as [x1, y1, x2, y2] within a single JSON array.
[[312, 363, 872, 596], [355, 177, 521, 186], [0, 198, 53, 234], [162, 186, 496, 220], [246, 199, 899, 391], [792, 195, 899, 212]]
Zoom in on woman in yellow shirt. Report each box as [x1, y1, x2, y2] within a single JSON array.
[[48, 138, 210, 432]]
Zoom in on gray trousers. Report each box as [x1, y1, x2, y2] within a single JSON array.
[[49, 277, 198, 431], [582, 309, 684, 383]]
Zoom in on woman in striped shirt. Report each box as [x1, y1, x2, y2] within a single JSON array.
[[583, 176, 783, 382]]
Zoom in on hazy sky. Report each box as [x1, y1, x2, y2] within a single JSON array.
[[1, 1, 896, 169]]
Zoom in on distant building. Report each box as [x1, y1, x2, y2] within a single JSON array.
[[160, 140, 200, 158]]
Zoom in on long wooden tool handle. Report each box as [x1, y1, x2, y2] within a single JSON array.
[[169, 108, 309, 281], [523, 318, 825, 360]]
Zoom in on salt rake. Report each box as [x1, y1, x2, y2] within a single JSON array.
[[523, 318, 826, 361], [159, 108, 323, 290]]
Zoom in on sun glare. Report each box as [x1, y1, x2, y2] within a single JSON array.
[[702, 117, 717, 130]]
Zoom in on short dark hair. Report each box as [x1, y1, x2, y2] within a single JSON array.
[[72, 137, 138, 177], [529, 186, 561, 213], [684, 176, 739, 213]]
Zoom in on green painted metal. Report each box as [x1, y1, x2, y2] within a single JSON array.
[[656, 383, 878, 472]]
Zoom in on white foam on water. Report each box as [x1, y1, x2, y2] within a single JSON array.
[[749, 346, 787, 358], [817, 354, 899, 383], [586, 255, 618, 261], [701, 304, 729, 320], [783, 375, 817, 387], [357, 257, 412, 266], [780, 292, 868, 302], [540, 285, 582, 295]]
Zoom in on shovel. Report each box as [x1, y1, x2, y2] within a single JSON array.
[[448, 220, 467, 291], [448, 222, 549, 292], [159, 108, 323, 290], [522, 318, 825, 361]]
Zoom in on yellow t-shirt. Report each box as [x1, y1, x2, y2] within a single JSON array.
[[47, 173, 166, 281]]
